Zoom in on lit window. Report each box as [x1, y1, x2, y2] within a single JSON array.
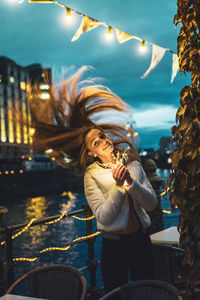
[[40, 92, 50, 100], [8, 101, 14, 143], [10, 76, 15, 84], [0, 99, 6, 142], [20, 81, 26, 90], [29, 128, 35, 136], [40, 84, 49, 90], [15, 101, 21, 144], [22, 103, 28, 144]]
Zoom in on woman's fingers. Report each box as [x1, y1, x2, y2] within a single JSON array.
[[112, 164, 124, 179], [112, 164, 128, 181]]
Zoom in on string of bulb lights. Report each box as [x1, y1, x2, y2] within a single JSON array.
[[13, 0, 176, 55]]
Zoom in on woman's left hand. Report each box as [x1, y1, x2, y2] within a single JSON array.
[[112, 164, 132, 186]]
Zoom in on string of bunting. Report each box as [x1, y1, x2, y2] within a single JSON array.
[[27, 0, 179, 83]]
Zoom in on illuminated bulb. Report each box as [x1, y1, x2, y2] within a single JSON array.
[[65, 8, 73, 23], [29, 128, 35, 136], [18, 0, 24, 3], [139, 40, 146, 53], [105, 27, 113, 40], [125, 124, 130, 130]]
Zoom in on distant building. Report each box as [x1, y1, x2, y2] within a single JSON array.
[[26, 63, 51, 99], [0, 56, 51, 159], [159, 136, 177, 155]]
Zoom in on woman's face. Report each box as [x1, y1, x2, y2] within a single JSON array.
[[85, 128, 114, 160]]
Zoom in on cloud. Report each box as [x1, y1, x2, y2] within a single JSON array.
[[132, 105, 177, 128]]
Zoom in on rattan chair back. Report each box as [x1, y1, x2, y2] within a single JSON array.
[[99, 279, 183, 300], [6, 265, 87, 300]]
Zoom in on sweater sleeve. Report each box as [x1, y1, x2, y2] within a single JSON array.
[[84, 171, 127, 226], [126, 161, 157, 211]]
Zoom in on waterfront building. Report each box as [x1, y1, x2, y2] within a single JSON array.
[[159, 136, 177, 155], [0, 56, 51, 161]]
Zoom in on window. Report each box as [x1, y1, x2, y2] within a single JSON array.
[[20, 81, 26, 90], [10, 76, 15, 84], [40, 92, 50, 100]]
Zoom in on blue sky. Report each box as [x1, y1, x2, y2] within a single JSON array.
[[0, 0, 190, 149]]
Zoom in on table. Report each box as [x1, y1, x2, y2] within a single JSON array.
[[0, 295, 46, 300], [150, 226, 180, 245]]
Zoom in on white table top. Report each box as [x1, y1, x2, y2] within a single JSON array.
[[0, 295, 46, 300], [150, 226, 180, 245]]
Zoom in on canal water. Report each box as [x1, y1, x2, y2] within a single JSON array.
[[1, 169, 180, 289]]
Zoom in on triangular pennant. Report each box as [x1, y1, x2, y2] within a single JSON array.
[[170, 53, 179, 84], [71, 16, 104, 42], [141, 44, 167, 79], [114, 28, 139, 43]]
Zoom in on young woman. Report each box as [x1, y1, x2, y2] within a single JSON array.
[[29, 67, 157, 293]]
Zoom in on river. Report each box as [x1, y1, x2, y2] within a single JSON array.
[[1, 168, 180, 288]]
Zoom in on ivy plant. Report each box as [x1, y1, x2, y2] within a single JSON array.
[[168, 0, 200, 289]]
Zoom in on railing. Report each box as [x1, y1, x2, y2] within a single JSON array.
[[0, 205, 102, 299]]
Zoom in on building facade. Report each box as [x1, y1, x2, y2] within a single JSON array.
[[0, 56, 51, 160]]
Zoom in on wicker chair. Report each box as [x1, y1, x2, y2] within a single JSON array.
[[152, 243, 184, 286], [99, 279, 183, 300], [6, 265, 87, 300]]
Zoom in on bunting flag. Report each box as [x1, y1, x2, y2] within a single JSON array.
[[28, 0, 178, 84], [141, 44, 168, 79], [170, 53, 179, 84], [114, 28, 142, 44], [71, 16, 104, 42]]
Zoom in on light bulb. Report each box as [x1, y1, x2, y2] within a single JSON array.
[[139, 40, 147, 53], [65, 8, 73, 23], [105, 27, 113, 40], [18, 0, 24, 3]]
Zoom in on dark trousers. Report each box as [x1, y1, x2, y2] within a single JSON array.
[[100, 228, 154, 293]]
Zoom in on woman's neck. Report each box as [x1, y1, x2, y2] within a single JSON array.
[[100, 152, 116, 165]]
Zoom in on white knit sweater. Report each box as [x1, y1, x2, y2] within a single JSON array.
[[84, 160, 157, 232]]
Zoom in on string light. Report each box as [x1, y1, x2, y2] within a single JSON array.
[[1, 218, 36, 246], [105, 26, 113, 40], [14, 257, 38, 262], [162, 210, 172, 214], [40, 245, 71, 253], [13, 231, 101, 263], [26, 0, 178, 86], [139, 40, 147, 53], [65, 7, 73, 23], [72, 215, 95, 221], [45, 211, 67, 225]]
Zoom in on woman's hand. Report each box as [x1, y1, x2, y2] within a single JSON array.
[[112, 164, 132, 187]]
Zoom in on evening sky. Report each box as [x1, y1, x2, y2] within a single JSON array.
[[0, 0, 191, 148]]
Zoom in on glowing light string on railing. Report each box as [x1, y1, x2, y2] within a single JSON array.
[[0, 186, 177, 249], [27, 0, 179, 83], [0, 195, 74, 246], [13, 231, 101, 263], [0, 218, 37, 246]]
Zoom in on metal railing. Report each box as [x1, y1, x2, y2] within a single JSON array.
[[0, 205, 102, 299]]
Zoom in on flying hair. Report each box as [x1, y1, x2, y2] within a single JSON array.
[[28, 66, 140, 173]]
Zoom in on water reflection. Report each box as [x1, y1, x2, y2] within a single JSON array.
[[24, 196, 49, 249]]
